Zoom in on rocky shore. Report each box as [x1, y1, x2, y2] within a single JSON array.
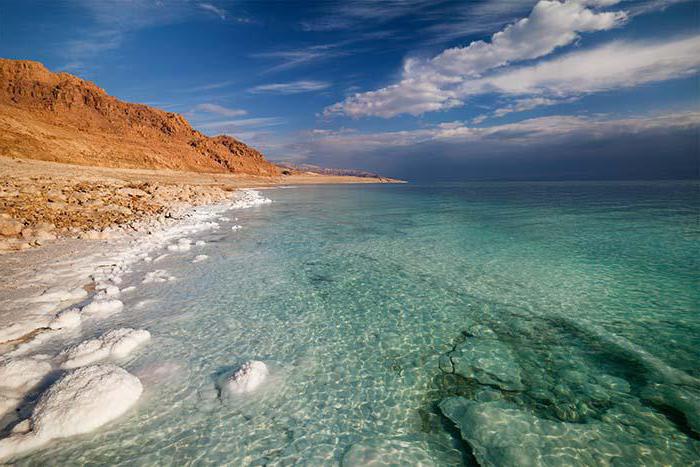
[[0, 176, 234, 252], [0, 156, 401, 254]]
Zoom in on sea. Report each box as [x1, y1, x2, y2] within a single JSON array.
[[19, 181, 700, 465]]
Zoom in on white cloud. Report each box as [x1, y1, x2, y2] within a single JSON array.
[[248, 80, 331, 94], [307, 111, 700, 152], [326, 0, 632, 118], [194, 103, 247, 117], [467, 35, 700, 96], [198, 117, 285, 131], [198, 3, 227, 20], [328, 31, 700, 118]]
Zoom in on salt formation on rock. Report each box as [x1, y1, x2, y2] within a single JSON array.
[[167, 238, 192, 252], [80, 299, 124, 316], [226, 361, 269, 394], [439, 325, 524, 391], [0, 356, 52, 397], [48, 308, 82, 330], [0, 365, 143, 462], [58, 328, 151, 369], [143, 269, 176, 283], [192, 255, 208, 263]]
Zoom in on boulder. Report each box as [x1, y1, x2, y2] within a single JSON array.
[[0, 218, 23, 236]]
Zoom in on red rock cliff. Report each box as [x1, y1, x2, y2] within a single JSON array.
[[0, 59, 280, 176]]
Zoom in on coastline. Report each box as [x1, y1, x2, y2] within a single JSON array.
[[0, 155, 404, 460], [0, 187, 277, 460], [0, 156, 404, 253]]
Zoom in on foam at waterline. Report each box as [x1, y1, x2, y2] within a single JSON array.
[[58, 328, 151, 369], [0, 365, 142, 462]]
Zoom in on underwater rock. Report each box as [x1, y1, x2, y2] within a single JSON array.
[[440, 327, 524, 391], [439, 396, 699, 466], [226, 361, 269, 394], [342, 436, 463, 466], [0, 365, 142, 461], [641, 383, 700, 436]]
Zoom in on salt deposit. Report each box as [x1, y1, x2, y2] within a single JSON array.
[[167, 238, 192, 252], [0, 356, 52, 394], [225, 361, 269, 394], [59, 328, 151, 369], [0, 365, 143, 462], [48, 308, 81, 330], [195, 240, 206, 247], [80, 299, 124, 316], [193, 255, 208, 263], [143, 270, 176, 284], [231, 225, 242, 231], [29, 287, 87, 304]]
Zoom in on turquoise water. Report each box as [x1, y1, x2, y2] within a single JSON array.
[[22, 181, 700, 465]]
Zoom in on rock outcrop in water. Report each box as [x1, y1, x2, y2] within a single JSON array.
[[439, 325, 524, 391], [0, 58, 280, 176]]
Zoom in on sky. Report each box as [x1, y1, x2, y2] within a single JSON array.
[[0, 0, 698, 180]]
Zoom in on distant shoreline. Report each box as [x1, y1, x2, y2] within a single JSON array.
[[0, 156, 404, 254]]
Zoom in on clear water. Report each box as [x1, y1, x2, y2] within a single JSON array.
[[20, 181, 700, 465]]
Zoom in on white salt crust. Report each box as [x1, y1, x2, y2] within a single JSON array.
[[0, 365, 143, 462], [226, 361, 269, 394], [58, 328, 151, 369], [0, 190, 273, 457]]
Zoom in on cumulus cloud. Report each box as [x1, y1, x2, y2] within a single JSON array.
[[328, 31, 700, 118], [248, 80, 331, 94], [327, 0, 700, 118]]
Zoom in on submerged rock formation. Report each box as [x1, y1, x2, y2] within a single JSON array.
[[439, 325, 524, 391]]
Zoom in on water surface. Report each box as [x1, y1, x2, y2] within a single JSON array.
[[22, 181, 700, 465]]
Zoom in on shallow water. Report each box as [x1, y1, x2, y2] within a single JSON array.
[[19, 181, 700, 465]]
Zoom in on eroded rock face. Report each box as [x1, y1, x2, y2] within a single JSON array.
[[439, 397, 699, 467], [439, 326, 524, 391], [0, 58, 281, 176]]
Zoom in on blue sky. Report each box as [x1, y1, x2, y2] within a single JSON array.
[[0, 0, 698, 180]]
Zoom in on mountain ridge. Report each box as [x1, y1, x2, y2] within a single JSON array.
[[0, 58, 280, 176]]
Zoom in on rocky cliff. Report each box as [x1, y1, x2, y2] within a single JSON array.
[[0, 59, 280, 176]]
